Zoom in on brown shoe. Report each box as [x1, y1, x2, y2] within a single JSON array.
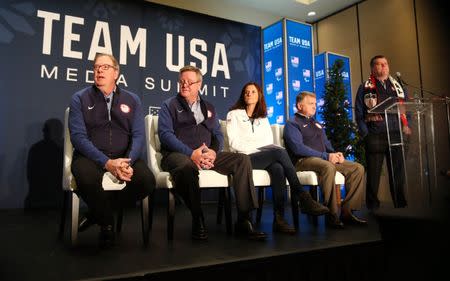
[[325, 213, 344, 229], [298, 191, 329, 216], [273, 212, 296, 235]]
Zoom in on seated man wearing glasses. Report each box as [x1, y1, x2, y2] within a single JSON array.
[[69, 53, 155, 248], [158, 65, 266, 241]]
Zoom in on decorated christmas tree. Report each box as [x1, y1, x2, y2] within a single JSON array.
[[320, 59, 365, 165]]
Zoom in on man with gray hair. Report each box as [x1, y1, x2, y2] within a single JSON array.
[[158, 65, 267, 241], [69, 53, 155, 248], [283, 91, 367, 228]]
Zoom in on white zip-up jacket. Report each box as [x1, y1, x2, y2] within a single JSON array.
[[226, 109, 273, 154]]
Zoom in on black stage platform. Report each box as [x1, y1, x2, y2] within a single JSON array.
[[1, 202, 445, 281]]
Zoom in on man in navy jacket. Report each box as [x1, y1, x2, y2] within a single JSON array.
[[69, 53, 155, 248], [355, 55, 410, 210], [284, 91, 366, 228], [158, 65, 266, 241]]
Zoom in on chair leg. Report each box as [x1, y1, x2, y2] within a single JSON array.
[[290, 190, 300, 230], [58, 191, 69, 240], [141, 196, 150, 246], [286, 186, 291, 203], [148, 194, 154, 231], [309, 186, 319, 225], [224, 187, 232, 235], [70, 192, 80, 246], [310, 186, 318, 201], [256, 188, 264, 223], [216, 189, 224, 225], [116, 207, 124, 233], [167, 190, 175, 240]]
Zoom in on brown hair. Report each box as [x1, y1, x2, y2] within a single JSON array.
[[230, 82, 267, 118], [94, 53, 120, 72], [295, 91, 316, 106], [369, 55, 386, 68]]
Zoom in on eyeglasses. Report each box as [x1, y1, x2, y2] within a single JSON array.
[[178, 80, 200, 87], [93, 64, 116, 71]]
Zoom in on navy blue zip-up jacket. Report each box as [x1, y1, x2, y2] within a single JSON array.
[[158, 94, 223, 157], [355, 79, 409, 137], [284, 113, 335, 163], [69, 85, 145, 168]]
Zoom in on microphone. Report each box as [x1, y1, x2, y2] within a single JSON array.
[[395, 72, 406, 87]]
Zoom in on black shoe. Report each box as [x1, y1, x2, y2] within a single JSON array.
[[298, 192, 329, 216], [273, 212, 296, 235], [78, 214, 95, 232], [235, 219, 267, 241], [341, 213, 368, 226], [191, 216, 208, 240], [99, 225, 115, 249], [325, 213, 344, 229]]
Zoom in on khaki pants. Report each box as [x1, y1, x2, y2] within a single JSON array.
[[296, 157, 365, 215]]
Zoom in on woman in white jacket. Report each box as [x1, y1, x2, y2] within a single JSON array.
[[226, 82, 329, 234]]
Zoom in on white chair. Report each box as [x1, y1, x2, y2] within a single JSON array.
[[275, 124, 345, 203], [144, 115, 232, 240], [218, 121, 299, 226], [59, 108, 151, 246]]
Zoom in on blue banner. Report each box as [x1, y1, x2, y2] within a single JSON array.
[[314, 52, 352, 122], [327, 53, 352, 120], [285, 19, 314, 118], [314, 53, 326, 121], [262, 21, 285, 124], [0, 0, 261, 208]]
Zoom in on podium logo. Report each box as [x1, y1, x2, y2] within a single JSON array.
[[290, 56, 299, 68], [342, 71, 349, 79], [266, 83, 273, 95], [265, 61, 272, 72], [292, 80, 300, 91], [275, 67, 283, 81]]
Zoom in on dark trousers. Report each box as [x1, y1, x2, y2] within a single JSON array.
[[161, 151, 257, 219], [365, 132, 407, 209], [250, 148, 305, 214], [71, 156, 155, 226]]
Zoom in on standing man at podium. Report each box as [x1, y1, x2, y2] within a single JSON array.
[[355, 55, 411, 210]]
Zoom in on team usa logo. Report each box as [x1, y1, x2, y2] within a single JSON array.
[[275, 67, 283, 81], [290, 56, 299, 68], [266, 83, 273, 95], [120, 104, 130, 113], [276, 91, 283, 105], [267, 106, 274, 118], [292, 80, 300, 91], [276, 115, 284, 124], [265, 61, 272, 72], [302, 69, 311, 82]]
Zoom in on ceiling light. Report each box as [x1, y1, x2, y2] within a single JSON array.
[[295, 0, 317, 4], [307, 11, 316, 16]]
